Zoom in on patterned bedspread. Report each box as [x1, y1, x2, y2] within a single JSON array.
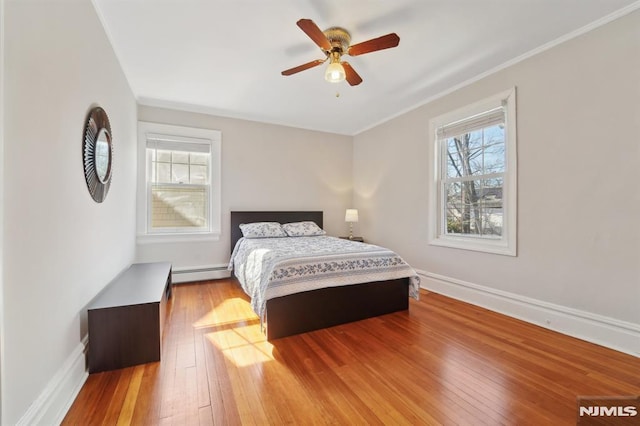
[[228, 236, 420, 320]]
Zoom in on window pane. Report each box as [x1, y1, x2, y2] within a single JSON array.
[[446, 133, 484, 177], [190, 152, 208, 165], [190, 165, 208, 184], [147, 149, 156, 182], [480, 178, 503, 236], [446, 179, 497, 236], [467, 130, 484, 176], [445, 182, 463, 234], [172, 151, 189, 164], [157, 150, 171, 162], [156, 163, 171, 183], [444, 124, 506, 179], [172, 164, 189, 184], [151, 185, 207, 229], [483, 125, 505, 174], [446, 138, 462, 178], [462, 180, 480, 235]]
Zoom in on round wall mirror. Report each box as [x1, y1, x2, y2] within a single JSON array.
[[94, 128, 112, 183], [83, 107, 113, 203]]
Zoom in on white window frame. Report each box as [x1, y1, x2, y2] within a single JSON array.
[[137, 122, 221, 244], [427, 88, 517, 256]]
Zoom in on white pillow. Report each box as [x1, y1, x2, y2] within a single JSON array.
[[239, 222, 287, 238], [282, 221, 326, 237]]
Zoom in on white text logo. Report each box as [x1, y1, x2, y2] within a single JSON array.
[[579, 406, 638, 417]]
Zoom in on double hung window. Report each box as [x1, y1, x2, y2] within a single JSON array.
[[428, 89, 517, 255], [137, 122, 221, 242], [148, 136, 210, 231]]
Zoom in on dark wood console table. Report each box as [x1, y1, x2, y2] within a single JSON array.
[[88, 262, 172, 373]]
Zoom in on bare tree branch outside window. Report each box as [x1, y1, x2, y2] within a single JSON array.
[[444, 125, 505, 237]]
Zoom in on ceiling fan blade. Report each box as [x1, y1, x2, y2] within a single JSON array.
[[281, 59, 326, 76], [342, 62, 363, 86], [347, 33, 400, 56], [297, 19, 332, 51]]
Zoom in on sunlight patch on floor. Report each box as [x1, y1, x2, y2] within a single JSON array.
[[205, 323, 275, 368], [192, 297, 258, 329]]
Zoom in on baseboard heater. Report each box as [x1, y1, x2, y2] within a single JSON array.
[[171, 264, 230, 283]]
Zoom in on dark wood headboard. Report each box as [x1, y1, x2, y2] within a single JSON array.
[[230, 211, 323, 251]]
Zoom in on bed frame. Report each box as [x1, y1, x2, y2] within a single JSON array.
[[230, 211, 410, 340]]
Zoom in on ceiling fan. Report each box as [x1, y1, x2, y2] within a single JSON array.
[[281, 19, 400, 86]]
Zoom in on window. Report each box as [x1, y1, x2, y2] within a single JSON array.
[[137, 122, 221, 242], [428, 88, 517, 255]]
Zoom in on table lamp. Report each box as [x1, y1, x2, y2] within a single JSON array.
[[345, 209, 359, 239]]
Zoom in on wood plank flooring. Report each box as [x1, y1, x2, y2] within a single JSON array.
[[63, 279, 640, 425]]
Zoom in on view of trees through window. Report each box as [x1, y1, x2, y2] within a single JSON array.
[[444, 124, 505, 237]]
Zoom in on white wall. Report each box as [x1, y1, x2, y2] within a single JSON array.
[[2, 0, 137, 423], [0, 0, 6, 421], [136, 106, 353, 273], [354, 11, 640, 354]]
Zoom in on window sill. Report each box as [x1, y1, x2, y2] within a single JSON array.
[[428, 236, 516, 256], [137, 232, 220, 245]]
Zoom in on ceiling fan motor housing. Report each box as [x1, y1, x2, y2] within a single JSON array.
[[323, 27, 351, 54]]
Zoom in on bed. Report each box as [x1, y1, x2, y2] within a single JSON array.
[[228, 211, 420, 340]]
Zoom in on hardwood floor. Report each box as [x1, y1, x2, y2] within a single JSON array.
[[63, 279, 640, 425]]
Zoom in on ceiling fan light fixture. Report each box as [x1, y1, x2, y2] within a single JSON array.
[[325, 61, 346, 83], [325, 51, 345, 83]]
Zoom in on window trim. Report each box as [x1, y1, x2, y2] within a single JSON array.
[[428, 88, 517, 256], [137, 122, 221, 244]]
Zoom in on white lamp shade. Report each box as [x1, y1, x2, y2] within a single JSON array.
[[325, 62, 346, 83], [345, 209, 359, 223]]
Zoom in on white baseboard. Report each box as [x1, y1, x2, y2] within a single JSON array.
[[17, 337, 89, 426], [171, 264, 230, 284], [13, 263, 229, 424], [417, 270, 640, 358]]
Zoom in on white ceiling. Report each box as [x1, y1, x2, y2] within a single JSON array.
[[93, 0, 639, 135]]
